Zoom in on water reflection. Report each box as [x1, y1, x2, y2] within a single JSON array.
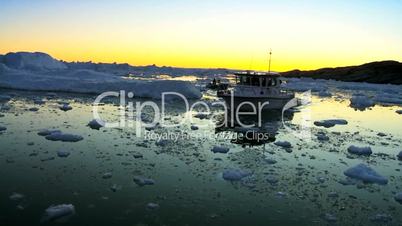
[[215, 110, 294, 147]]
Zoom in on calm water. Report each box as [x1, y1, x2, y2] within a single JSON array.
[[0, 89, 401, 226]]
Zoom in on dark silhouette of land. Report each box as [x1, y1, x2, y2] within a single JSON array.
[[282, 61, 402, 85]]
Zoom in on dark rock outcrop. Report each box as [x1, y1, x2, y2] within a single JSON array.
[[282, 61, 402, 85]]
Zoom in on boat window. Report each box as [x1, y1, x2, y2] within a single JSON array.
[[268, 78, 272, 86], [252, 77, 259, 86], [261, 77, 267, 87]]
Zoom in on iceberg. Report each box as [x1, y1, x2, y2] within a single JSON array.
[[0, 52, 202, 99], [344, 164, 388, 185]]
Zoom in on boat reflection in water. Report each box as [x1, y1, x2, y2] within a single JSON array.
[[215, 110, 294, 147]]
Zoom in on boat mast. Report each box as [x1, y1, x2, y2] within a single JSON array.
[[268, 49, 272, 74]]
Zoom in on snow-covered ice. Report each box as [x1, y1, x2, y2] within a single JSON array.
[[344, 164, 388, 185], [41, 204, 75, 223], [347, 145, 372, 156]]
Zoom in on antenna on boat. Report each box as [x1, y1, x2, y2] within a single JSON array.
[[268, 49, 272, 74]]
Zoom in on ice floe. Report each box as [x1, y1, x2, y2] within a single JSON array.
[[44, 131, 83, 142], [211, 146, 230, 154], [347, 145, 372, 156], [344, 164, 388, 185], [222, 169, 252, 181], [133, 176, 155, 186], [41, 204, 75, 223], [314, 119, 348, 128]]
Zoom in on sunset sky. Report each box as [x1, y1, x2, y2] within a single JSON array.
[[0, 0, 401, 71]]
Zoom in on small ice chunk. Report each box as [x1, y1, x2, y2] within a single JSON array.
[[45, 132, 83, 142], [155, 139, 169, 146], [87, 119, 104, 130], [37, 129, 61, 136], [264, 158, 277, 165], [211, 146, 230, 154], [396, 110, 402, 114], [347, 145, 372, 156], [328, 192, 338, 198], [133, 176, 155, 186], [9, 192, 25, 201], [323, 213, 337, 222], [29, 107, 39, 112], [57, 149, 70, 158], [59, 104, 72, 111], [146, 203, 159, 210], [0, 94, 11, 102], [190, 125, 199, 130], [317, 134, 329, 141], [222, 169, 252, 181], [0, 126, 7, 131], [41, 204, 75, 223], [397, 151, 402, 160], [274, 141, 292, 148], [369, 213, 392, 223], [377, 132, 386, 137], [314, 119, 348, 128], [344, 164, 388, 185], [102, 172, 112, 179], [394, 192, 402, 204], [266, 175, 279, 185], [350, 94, 374, 110], [110, 184, 121, 192]]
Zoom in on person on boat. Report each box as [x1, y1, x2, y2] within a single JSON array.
[[212, 78, 217, 85]]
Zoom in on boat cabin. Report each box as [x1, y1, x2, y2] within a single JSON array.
[[234, 71, 281, 88]]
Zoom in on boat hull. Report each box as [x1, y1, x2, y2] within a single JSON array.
[[220, 95, 294, 111]]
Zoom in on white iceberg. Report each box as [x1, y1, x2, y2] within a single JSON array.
[[41, 204, 75, 223], [0, 52, 201, 99], [344, 164, 388, 185]]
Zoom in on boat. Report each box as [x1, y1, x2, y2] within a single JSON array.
[[217, 71, 295, 111]]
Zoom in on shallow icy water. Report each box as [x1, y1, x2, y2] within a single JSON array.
[[0, 89, 402, 226]]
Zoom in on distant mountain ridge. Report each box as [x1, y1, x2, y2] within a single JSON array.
[[282, 61, 402, 85]]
